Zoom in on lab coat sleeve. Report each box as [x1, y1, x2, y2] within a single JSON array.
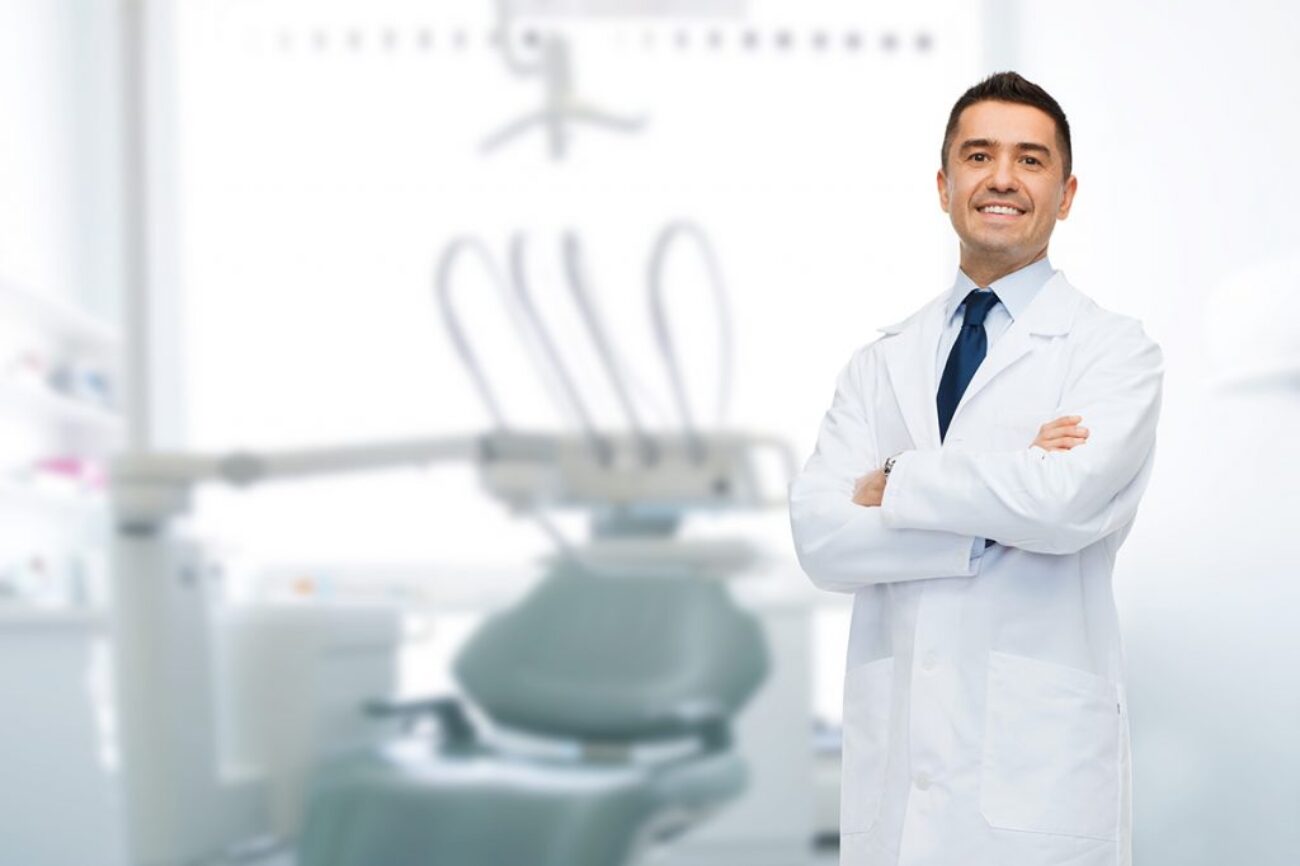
[[880, 318, 1163, 556], [788, 346, 982, 593]]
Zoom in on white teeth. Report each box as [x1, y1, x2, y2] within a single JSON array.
[[979, 205, 1022, 215]]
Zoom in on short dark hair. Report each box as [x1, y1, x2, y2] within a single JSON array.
[[940, 71, 1072, 180]]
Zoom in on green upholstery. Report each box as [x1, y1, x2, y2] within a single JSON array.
[[298, 562, 768, 866], [456, 566, 768, 741], [298, 747, 747, 866]]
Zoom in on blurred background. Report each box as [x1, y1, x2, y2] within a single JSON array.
[[1, 1, 1297, 864]]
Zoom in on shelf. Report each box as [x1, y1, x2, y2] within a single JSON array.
[[0, 380, 124, 436], [0, 279, 120, 354]]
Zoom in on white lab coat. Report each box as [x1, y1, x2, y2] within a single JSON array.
[[789, 271, 1163, 866]]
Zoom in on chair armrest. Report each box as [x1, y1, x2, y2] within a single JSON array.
[[363, 695, 476, 748], [697, 716, 733, 751], [654, 703, 734, 752]]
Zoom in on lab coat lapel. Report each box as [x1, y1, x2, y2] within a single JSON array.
[[875, 272, 1082, 449], [954, 271, 1079, 416], [877, 293, 947, 452]]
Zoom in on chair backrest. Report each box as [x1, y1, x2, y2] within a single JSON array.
[[454, 562, 768, 743]]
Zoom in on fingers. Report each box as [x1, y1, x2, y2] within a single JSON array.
[[1038, 416, 1088, 438], [1041, 415, 1084, 431], [1034, 415, 1088, 451], [1041, 436, 1088, 451], [1042, 425, 1089, 440]]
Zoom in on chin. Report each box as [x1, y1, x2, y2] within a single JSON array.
[[963, 231, 1011, 246]]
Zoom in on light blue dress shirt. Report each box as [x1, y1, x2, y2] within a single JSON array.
[[935, 256, 1057, 564]]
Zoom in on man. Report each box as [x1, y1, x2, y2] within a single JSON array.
[[788, 71, 1162, 866]]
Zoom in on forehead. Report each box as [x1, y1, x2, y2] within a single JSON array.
[[953, 100, 1058, 149]]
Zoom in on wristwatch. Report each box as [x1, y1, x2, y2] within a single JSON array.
[[882, 453, 900, 481]]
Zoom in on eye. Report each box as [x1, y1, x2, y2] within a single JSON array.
[[1022, 156, 1041, 165], [969, 153, 988, 162]]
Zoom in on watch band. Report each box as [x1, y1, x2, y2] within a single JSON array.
[[883, 453, 900, 478]]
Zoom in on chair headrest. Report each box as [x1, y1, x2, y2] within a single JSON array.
[[454, 564, 768, 742]]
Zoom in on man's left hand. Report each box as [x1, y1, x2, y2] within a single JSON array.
[[852, 468, 887, 507]]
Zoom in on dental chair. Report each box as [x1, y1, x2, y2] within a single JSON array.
[[297, 561, 770, 866]]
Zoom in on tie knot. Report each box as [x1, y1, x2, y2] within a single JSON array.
[[961, 289, 1000, 327]]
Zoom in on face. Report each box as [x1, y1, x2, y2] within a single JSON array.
[[937, 100, 1077, 269]]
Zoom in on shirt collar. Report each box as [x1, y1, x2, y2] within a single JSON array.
[[946, 256, 1056, 324]]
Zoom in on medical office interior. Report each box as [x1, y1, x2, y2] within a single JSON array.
[[1, 0, 1296, 864]]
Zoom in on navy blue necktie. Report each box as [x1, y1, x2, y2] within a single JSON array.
[[937, 288, 1001, 548], [937, 288, 1001, 441]]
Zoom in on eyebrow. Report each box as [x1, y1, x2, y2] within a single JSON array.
[[958, 138, 1053, 159]]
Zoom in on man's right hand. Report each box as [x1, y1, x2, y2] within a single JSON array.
[[1032, 415, 1089, 451]]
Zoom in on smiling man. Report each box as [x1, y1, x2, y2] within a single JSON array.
[[789, 72, 1163, 866]]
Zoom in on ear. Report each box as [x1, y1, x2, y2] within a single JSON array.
[[936, 169, 950, 213], [1056, 174, 1078, 220]]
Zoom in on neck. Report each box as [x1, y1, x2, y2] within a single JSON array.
[[960, 245, 1048, 287]]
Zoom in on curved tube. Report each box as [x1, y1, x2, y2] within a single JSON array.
[[508, 233, 612, 465], [561, 232, 659, 465], [433, 237, 518, 430], [646, 221, 735, 462]]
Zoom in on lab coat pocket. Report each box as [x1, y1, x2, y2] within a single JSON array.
[[980, 651, 1120, 841], [840, 656, 894, 835]]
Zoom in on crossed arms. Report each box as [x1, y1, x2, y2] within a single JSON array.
[[788, 318, 1163, 593]]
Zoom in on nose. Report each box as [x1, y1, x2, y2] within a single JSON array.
[[988, 154, 1019, 192]]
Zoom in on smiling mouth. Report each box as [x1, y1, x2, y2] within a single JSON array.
[[977, 204, 1026, 218]]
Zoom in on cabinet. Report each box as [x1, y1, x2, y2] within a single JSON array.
[[0, 279, 121, 611]]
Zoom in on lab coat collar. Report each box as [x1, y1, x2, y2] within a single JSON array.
[[878, 268, 1078, 337], [874, 270, 1084, 450], [944, 257, 1056, 327]]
